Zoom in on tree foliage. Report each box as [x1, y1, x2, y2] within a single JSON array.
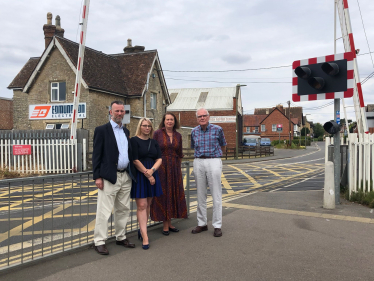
[[313, 123, 325, 138], [301, 127, 310, 136]]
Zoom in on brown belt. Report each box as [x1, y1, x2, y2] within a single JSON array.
[[197, 156, 217, 159]]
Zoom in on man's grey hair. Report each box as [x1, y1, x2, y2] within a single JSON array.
[[196, 108, 210, 117]]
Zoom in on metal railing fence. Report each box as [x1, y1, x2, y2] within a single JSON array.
[[0, 161, 191, 271]]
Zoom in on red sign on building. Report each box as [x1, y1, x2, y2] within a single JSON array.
[[13, 145, 32, 155], [277, 124, 283, 131]]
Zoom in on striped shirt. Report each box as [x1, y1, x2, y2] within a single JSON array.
[[191, 123, 227, 158]]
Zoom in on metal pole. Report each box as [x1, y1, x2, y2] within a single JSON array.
[[235, 84, 239, 160], [288, 100, 291, 146], [334, 0, 341, 204]]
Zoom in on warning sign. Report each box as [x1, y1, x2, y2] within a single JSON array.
[[13, 145, 32, 155]]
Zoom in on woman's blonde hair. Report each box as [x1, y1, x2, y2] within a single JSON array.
[[135, 118, 154, 138]]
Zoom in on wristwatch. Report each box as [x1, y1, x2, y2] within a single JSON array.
[[152, 167, 156, 172]]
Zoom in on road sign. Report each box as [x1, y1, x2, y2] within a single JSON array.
[[277, 124, 283, 132]]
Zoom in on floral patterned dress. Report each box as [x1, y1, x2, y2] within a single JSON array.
[[150, 128, 188, 221]]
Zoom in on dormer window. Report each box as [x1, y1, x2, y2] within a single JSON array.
[[51, 82, 66, 102]]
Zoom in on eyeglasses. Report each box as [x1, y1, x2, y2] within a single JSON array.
[[141, 125, 152, 128], [197, 115, 208, 119]]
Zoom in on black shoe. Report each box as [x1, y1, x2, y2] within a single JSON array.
[[116, 239, 135, 248], [142, 244, 150, 250], [162, 230, 170, 236], [169, 227, 179, 232], [138, 229, 143, 241], [94, 245, 109, 255]]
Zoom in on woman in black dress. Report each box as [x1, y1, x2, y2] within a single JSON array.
[[130, 118, 162, 250]]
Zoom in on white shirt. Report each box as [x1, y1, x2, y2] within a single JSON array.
[[110, 119, 129, 170]]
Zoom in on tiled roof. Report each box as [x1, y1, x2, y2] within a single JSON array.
[[8, 36, 158, 97], [56, 37, 128, 95], [243, 114, 267, 126], [291, 118, 299, 125], [114, 51, 156, 96], [8, 57, 40, 89]]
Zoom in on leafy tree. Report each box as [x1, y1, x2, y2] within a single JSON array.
[[313, 123, 325, 138], [301, 127, 310, 136], [349, 122, 357, 133]]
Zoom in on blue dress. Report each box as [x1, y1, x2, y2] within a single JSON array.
[[130, 136, 163, 198]]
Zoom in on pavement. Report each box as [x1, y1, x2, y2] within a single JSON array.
[[2, 144, 374, 281]]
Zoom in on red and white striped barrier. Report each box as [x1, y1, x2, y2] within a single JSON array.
[[70, 0, 90, 140], [338, 0, 368, 133]]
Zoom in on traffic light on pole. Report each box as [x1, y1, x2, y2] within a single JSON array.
[[292, 52, 354, 102], [323, 121, 341, 135]]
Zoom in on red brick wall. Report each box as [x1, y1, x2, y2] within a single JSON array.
[[168, 106, 240, 148], [260, 109, 294, 141], [0, 98, 13, 130]]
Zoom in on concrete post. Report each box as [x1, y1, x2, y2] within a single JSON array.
[[323, 161, 335, 209]]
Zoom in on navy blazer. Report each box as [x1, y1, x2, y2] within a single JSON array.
[[92, 122, 137, 184]]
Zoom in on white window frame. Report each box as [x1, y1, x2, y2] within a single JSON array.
[[272, 124, 276, 132], [246, 127, 250, 133], [150, 93, 157, 109], [261, 125, 265, 132], [51, 82, 66, 102], [46, 124, 55, 129], [254, 127, 259, 133]]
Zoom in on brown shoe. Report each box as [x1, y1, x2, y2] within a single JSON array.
[[191, 225, 208, 234], [94, 244, 109, 255], [214, 228, 222, 237], [116, 239, 135, 248]]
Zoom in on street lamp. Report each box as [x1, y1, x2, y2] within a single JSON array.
[[305, 114, 312, 149], [235, 84, 247, 160]]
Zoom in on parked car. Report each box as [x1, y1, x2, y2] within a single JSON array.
[[242, 137, 259, 147], [260, 138, 271, 146]]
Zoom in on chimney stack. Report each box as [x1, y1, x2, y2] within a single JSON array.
[[55, 15, 65, 38], [123, 39, 145, 53], [43, 12, 56, 49]]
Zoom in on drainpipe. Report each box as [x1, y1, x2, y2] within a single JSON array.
[[144, 73, 150, 117]]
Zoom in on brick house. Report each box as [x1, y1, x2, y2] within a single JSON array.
[[243, 114, 267, 137], [255, 106, 303, 136], [259, 106, 296, 141], [167, 87, 243, 148], [7, 13, 170, 149], [0, 97, 13, 130]]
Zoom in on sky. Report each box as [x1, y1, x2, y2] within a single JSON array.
[[1, 0, 374, 125]]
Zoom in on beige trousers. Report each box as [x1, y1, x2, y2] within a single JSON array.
[[193, 158, 223, 228], [94, 171, 132, 246]]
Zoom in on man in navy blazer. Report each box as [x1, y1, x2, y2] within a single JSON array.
[[92, 101, 137, 255]]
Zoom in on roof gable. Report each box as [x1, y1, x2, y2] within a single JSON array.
[[260, 107, 296, 125]]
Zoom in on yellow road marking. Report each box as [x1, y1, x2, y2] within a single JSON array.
[[222, 202, 374, 224], [183, 167, 193, 190], [0, 203, 71, 243], [228, 165, 261, 188], [221, 173, 234, 194]]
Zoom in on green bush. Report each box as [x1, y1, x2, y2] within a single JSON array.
[[318, 136, 323, 141]]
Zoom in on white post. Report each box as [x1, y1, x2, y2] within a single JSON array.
[[325, 137, 330, 163], [83, 138, 87, 171], [324, 161, 335, 209]]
